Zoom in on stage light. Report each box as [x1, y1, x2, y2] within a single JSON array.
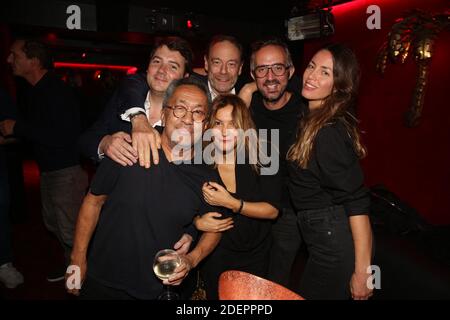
[[286, 9, 335, 41]]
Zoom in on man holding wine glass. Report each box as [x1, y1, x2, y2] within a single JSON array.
[[66, 77, 223, 299]]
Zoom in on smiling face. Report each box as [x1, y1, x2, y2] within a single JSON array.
[[146, 45, 187, 95], [302, 49, 334, 110], [252, 45, 294, 104], [212, 104, 238, 154], [162, 84, 208, 149], [205, 40, 243, 96]]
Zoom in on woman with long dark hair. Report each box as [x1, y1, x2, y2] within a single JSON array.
[[287, 43, 373, 300]]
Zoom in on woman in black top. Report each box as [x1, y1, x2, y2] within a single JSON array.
[[195, 94, 281, 299], [287, 44, 373, 300]]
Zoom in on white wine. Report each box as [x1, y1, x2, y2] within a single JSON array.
[[153, 259, 180, 280]]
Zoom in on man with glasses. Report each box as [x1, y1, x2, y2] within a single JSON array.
[[249, 38, 306, 289], [77, 36, 196, 287], [130, 35, 246, 169], [67, 77, 223, 299], [78, 36, 192, 169]]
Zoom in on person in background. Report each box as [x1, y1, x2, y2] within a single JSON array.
[[1, 39, 88, 282], [0, 87, 24, 289]]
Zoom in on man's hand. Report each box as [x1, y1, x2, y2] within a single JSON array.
[[350, 271, 373, 300], [238, 82, 257, 107], [99, 132, 137, 166], [65, 259, 87, 296], [173, 233, 193, 256], [0, 119, 16, 136], [194, 213, 234, 233], [131, 115, 161, 168], [163, 255, 194, 286]]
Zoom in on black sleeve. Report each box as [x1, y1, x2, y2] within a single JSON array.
[[89, 157, 122, 196], [78, 90, 121, 161], [115, 73, 149, 116], [0, 88, 17, 121], [78, 74, 148, 161], [315, 124, 370, 216]]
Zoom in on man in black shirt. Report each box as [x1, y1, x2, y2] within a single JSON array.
[[248, 38, 305, 287], [1, 39, 88, 282], [66, 77, 222, 299], [0, 87, 24, 289]]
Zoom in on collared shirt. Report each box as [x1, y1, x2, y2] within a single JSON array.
[[208, 81, 236, 101], [119, 91, 162, 127], [99, 91, 161, 159]]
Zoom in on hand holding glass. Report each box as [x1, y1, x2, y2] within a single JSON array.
[[153, 249, 181, 300]]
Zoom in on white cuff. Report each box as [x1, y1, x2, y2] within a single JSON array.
[[120, 107, 146, 122], [97, 145, 105, 160]]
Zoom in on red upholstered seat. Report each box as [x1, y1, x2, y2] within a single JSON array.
[[218, 270, 304, 300]]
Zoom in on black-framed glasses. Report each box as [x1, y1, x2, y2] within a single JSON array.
[[165, 105, 206, 122], [253, 63, 290, 78]]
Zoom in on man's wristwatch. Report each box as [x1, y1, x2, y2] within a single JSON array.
[[129, 110, 146, 121]]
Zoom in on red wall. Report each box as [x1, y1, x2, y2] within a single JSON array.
[[302, 0, 450, 225]]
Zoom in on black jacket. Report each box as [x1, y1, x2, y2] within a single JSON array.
[[78, 73, 149, 161]]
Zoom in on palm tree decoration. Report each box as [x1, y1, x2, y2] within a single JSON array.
[[376, 9, 449, 127]]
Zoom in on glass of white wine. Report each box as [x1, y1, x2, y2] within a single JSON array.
[[153, 249, 181, 300]]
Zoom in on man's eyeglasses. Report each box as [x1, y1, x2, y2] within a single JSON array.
[[165, 105, 206, 122], [253, 63, 290, 78]]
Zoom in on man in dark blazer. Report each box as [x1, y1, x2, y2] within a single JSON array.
[[78, 36, 193, 166]]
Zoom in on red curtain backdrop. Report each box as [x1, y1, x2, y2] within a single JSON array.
[[302, 0, 450, 224]]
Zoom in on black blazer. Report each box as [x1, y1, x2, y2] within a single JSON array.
[[78, 73, 149, 161]]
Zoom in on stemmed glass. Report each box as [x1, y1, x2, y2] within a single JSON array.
[[153, 249, 181, 300]]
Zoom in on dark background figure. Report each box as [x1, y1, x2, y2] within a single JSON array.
[[0, 86, 24, 289], [0, 39, 88, 283]]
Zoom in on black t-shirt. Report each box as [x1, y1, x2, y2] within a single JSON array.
[[87, 149, 224, 299], [288, 120, 370, 216], [250, 91, 306, 209], [219, 163, 282, 253]]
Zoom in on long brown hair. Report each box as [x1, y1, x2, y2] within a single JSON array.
[[287, 43, 367, 168], [205, 94, 260, 172]]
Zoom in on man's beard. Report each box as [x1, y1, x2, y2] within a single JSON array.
[[261, 79, 289, 103]]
